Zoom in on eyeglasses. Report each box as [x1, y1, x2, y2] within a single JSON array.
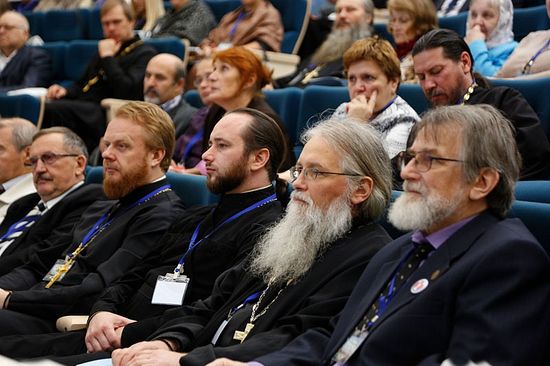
[[397, 151, 464, 172], [25, 152, 79, 167], [193, 72, 212, 87], [289, 166, 362, 182]]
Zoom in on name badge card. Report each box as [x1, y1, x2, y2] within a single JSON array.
[[42, 259, 71, 282], [151, 274, 189, 305]]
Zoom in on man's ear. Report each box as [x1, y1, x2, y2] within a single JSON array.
[[469, 167, 500, 201], [149, 148, 166, 168], [75, 155, 87, 177], [460, 51, 473, 75], [350, 176, 374, 206], [249, 147, 270, 172]]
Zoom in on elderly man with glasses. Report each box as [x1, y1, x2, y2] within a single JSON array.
[[0, 10, 52, 92]]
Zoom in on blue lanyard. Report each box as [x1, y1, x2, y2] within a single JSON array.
[[228, 291, 262, 317], [373, 96, 397, 118], [228, 11, 247, 41], [522, 38, 550, 74], [173, 193, 277, 274], [0, 214, 42, 241], [181, 128, 204, 165], [68, 184, 171, 259]]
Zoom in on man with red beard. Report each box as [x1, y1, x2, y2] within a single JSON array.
[[0, 101, 184, 337], [58, 116, 393, 366], [234, 105, 550, 366]]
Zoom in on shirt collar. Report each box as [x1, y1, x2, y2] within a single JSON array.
[[2, 173, 31, 191], [160, 94, 182, 112], [42, 181, 85, 213], [412, 214, 479, 250]]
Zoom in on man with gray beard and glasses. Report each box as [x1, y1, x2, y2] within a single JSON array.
[[232, 104, 550, 366], [73, 117, 393, 366], [276, 0, 375, 88]]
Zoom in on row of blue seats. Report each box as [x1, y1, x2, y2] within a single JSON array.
[[84, 167, 550, 252], [25, 0, 309, 54], [373, 5, 550, 44], [37, 37, 186, 87]]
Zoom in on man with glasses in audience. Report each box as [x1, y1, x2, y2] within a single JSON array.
[[0, 102, 184, 337], [412, 28, 550, 180], [214, 104, 550, 366], [0, 127, 104, 276], [0, 11, 52, 92], [0, 118, 37, 224]]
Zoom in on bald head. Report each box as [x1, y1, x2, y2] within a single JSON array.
[[0, 11, 30, 55], [0, 117, 36, 184], [143, 53, 186, 105]]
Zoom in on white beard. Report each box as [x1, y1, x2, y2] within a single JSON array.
[[388, 181, 462, 232], [311, 23, 374, 65], [249, 190, 353, 286]]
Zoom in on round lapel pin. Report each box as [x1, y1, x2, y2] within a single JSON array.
[[410, 278, 429, 294]]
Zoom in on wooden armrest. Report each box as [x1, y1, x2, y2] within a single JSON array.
[[101, 98, 130, 123], [56, 315, 89, 332], [251, 50, 300, 79]]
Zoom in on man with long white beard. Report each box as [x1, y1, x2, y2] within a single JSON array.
[[227, 104, 550, 366], [65, 117, 393, 366], [0, 101, 184, 337], [277, 0, 375, 88]]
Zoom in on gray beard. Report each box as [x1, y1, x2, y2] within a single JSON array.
[[311, 23, 374, 65], [249, 190, 353, 286]]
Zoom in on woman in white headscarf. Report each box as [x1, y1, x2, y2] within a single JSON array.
[[464, 0, 517, 76]]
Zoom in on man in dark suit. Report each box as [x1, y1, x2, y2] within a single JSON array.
[[0, 126, 105, 276], [0, 11, 52, 92], [214, 104, 550, 366], [412, 29, 550, 180], [43, 0, 156, 151], [0, 101, 184, 337]]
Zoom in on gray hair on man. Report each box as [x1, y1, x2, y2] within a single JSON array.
[[0, 118, 37, 151], [409, 104, 520, 217], [32, 127, 89, 160], [302, 117, 393, 222]]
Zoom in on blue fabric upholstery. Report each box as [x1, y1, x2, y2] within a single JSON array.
[[373, 23, 394, 45], [64, 40, 98, 82], [144, 37, 186, 59], [204, 0, 241, 22], [508, 200, 550, 255], [39, 42, 67, 84], [438, 12, 468, 38], [297, 85, 349, 137], [39, 10, 87, 42], [271, 0, 310, 54], [397, 84, 429, 116], [512, 5, 550, 42], [264, 87, 302, 145], [515, 181, 550, 204], [0, 95, 42, 125], [183, 90, 202, 108], [86, 8, 104, 40]]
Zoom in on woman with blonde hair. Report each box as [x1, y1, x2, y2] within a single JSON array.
[[132, 0, 165, 32]]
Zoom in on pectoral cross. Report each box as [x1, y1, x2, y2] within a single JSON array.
[[302, 67, 320, 84], [45, 261, 71, 289], [233, 322, 254, 343]]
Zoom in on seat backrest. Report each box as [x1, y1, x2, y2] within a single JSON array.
[[87, 7, 104, 40], [512, 5, 550, 42], [264, 87, 302, 145], [84, 165, 103, 184], [65, 40, 99, 82], [144, 37, 190, 67], [271, 0, 311, 54], [398, 84, 429, 116], [490, 78, 550, 138], [166, 172, 219, 206], [438, 12, 468, 38], [508, 200, 550, 255], [23, 11, 41, 37], [373, 22, 394, 45], [39, 42, 67, 84], [39, 9, 87, 42], [183, 90, 203, 108], [515, 181, 550, 203], [204, 0, 241, 22], [0, 95, 42, 125]]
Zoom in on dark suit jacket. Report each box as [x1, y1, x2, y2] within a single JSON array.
[[0, 46, 52, 93], [167, 96, 198, 139], [257, 212, 550, 366], [0, 183, 105, 276]]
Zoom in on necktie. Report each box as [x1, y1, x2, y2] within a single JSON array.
[[331, 240, 434, 365], [0, 202, 47, 243]]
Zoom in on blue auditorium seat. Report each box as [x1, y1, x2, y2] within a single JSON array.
[[508, 200, 550, 255], [204, 0, 240, 22], [0, 95, 42, 125], [397, 84, 429, 116], [86, 7, 103, 40], [39, 9, 87, 42], [512, 5, 550, 42], [515, 181, 550, 204], [64, 40, 98, 84], [144, 37, 188, 60], [373, 22, 394, 45], [491, 78, 550, 137], [183, 90, 202, 108], [297, 85, 349, 138], [85, 166, 103, 184], [39, 42, 67, 85], [271, 0, 310, 54], [438, 12, 468, 37], [23, 11, 41, 37]]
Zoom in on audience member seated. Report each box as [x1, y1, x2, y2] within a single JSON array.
[[43, 0, 156, 152], [332, 38, 418, 179], [436, 0, 469, 16], [496, 0, 550, 79], [412, 29, 550, 180], [228, 104, 550, 366], [149, 0, 215, 46], [33, 0, 92, 11], [172, 57, 213, 171], [45, 116, 392, 366], [0, 101, 184, 337], [199, 0, 284, 56], [132, 0, 165, 34], [464, 0, 517, 77], [0, 109, 287, 361], [0, 118, 36, 223], [387, 0, 438, 83], [276, 0, 375, 88], [0, 127, 105, 276], [0, 11, 52, 93], [201, 47, 295, 173]]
